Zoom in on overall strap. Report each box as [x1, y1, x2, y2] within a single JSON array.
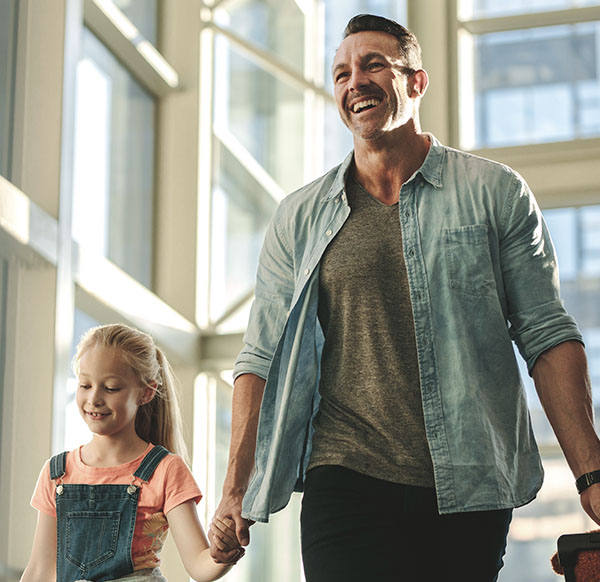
[[49, 451, 68, 480], [133, 445, 171, 482]]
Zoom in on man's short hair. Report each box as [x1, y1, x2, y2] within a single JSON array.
[[343, 14, 422, 71]]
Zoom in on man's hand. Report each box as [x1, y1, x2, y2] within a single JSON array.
[[208, 492, 253, 564], [580, 484, 600, 527]]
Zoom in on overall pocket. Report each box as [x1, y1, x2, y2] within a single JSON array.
[[65, 510, 120, 570], [444, 224, 495, 297]]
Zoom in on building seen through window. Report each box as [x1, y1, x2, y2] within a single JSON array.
[[472, 22, 600, 148]]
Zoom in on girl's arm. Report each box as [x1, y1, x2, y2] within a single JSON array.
[[167, 501, 243, 582], [20, 512, 57, 582]]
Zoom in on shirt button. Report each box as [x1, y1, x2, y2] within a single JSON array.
[[304, 268, 310, 275], [341, 194, 347, 202], [326, 229, 332, 236]]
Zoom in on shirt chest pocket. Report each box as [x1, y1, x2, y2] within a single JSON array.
[[444, 225, 495, 297]]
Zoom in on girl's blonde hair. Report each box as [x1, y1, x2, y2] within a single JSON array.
[[73, 323, 188, 460]]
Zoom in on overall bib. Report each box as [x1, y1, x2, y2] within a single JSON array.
[[50, 446, 170, 582]]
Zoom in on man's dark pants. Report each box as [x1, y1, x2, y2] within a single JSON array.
[[301, 465, 513, 582]]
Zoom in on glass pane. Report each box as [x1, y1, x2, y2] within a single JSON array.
[[323, 0, 408, 92], [210, 139, 277, 322], [72, 28, 155, 288], [462, 0, 600, 19], [468, 23, 600, 148], [214, 36, 305, 194], [500, 204, 600, 582], [111, 0, 158, 44], [216, 0, 305, 76], [0, 0, 18, 179]]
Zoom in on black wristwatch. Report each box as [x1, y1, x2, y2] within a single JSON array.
[[576, 470, 600, 494]]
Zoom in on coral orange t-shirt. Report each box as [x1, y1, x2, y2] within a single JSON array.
[[31, 443, 202, 570]]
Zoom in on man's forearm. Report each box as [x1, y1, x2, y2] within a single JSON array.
[[223, 373, 267, 496], [532, 340, 600, 477]]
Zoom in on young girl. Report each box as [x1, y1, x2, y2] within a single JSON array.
[[21, 323, 242, 582]]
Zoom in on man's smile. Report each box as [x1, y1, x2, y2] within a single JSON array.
[[348, 97, 382, 114]]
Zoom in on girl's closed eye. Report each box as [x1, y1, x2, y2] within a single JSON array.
[[104, 386, 121, 393]]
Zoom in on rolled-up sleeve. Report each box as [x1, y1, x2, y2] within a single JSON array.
[[500, 173, 583, 374], [233, 207, 296, 381]]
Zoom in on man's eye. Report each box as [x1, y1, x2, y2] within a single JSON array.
[[368, 62, 384, 70], [335, 72, 349, 82]]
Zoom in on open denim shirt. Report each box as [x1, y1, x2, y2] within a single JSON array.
[[233, 135, 583, 522]]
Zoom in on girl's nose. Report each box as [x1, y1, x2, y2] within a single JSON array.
[[87, 386, 104, 405]]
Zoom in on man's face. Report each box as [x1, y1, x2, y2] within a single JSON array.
[[332, 30, 416, 141]]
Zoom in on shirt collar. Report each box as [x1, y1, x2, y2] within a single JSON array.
[[415, 133, 444, 189], [322, 133, 445, 202]]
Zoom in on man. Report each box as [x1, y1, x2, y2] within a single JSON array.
[[208, 14, 600, 581]]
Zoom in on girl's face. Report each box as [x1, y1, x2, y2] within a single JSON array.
[[76, 345, 154, 440]]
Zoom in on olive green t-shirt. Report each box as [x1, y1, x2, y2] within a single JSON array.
[[308, 175, 435, 488]]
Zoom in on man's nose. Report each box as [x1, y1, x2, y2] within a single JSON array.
[[349, 67, 369, 91]]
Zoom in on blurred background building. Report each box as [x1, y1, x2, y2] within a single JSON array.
[[1, 1, 599, 580]]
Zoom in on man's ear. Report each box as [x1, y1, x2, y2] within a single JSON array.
[[411, 69, 429, 98]]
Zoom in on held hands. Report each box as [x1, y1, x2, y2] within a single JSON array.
[[209, 516, 246, 564], [209, 493, 253, 564]]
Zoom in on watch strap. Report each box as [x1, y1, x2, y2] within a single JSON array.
[[576, 470, 600, 494]]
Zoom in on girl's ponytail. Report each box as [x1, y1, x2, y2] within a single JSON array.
[[135, 346, 187, 460]]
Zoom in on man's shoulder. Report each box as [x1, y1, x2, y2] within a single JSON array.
[[439, 142, 524, 183]]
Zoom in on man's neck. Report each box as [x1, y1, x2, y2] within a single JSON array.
[[352, 128, 431, 205]]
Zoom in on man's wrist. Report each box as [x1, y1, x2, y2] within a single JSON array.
[[576, 470, 600, 494]]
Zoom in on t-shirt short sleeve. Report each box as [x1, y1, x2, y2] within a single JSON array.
[[158, 453, 203, 515], [31, 460, 57, 517]]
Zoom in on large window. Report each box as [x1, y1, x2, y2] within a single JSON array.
[[0, 0, 18, 179], [472, 23, 600, 148], [458, 1, 600, 149], [72, 27, 156, 288]]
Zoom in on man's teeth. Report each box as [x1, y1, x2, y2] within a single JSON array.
[[352, 99, 380, 113]]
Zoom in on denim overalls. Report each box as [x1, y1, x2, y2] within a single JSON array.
[[50, 445, 170, 582]]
